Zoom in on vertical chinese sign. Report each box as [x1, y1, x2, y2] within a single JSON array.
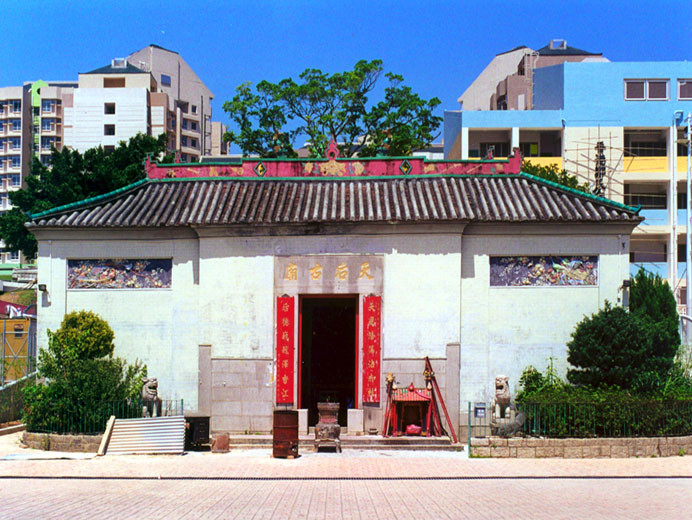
[[276, 296, 295, 405], [362, 295, 381, 404]]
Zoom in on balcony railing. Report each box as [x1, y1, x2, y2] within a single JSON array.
[[622, 156, 692, 175]]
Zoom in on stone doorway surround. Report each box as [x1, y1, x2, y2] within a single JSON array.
[[274, 255, 383, 432]]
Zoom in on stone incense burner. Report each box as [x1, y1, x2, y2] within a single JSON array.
[[314, 402, 342, 453]]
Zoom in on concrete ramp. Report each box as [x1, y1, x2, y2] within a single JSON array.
[[105, 416, 185, 455]]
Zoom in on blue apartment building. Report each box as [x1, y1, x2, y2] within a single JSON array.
[[445, 47, 692, 304]]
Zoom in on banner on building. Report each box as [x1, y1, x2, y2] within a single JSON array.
[[362, 295, 381, 404], [276, 296, 295, 405]]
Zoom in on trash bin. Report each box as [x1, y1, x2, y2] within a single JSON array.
[[273, 409, 299, 458]]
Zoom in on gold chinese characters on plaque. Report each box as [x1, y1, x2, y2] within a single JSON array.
[[278, 258, 379, 285]]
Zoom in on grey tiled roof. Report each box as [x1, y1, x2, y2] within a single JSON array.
[[29, 175, 641, 229], [83, 62, 147, 75]]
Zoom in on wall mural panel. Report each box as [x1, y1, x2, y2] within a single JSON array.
[[67, 259, 172, 289], [489, 256, 598, 287]]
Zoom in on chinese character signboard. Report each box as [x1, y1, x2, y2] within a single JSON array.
[[276, 296, 295, 404], [489, 256, 598, 287], [274, 255, 383, 295], [362, 295, 381, 404]]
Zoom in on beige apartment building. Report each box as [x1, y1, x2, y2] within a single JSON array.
[[0, 45, 228, 265]]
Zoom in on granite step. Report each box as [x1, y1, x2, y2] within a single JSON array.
[[223, 434, 459, 451]]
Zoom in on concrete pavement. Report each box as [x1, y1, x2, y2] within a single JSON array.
[[1, 432, 691, 519]]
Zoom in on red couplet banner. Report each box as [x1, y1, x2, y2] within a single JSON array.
[[276, 296, 295, 404], [362, 295, 381, 404]]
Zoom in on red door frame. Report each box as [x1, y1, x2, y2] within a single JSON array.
[[297, 294, 360, 410]]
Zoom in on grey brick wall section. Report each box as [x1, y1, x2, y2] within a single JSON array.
[[211, 358, 273, 433]]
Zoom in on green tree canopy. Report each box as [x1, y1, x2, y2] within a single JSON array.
[[223, 60, 442, 158], [0, 133, 171, 259], [522, 160, 589, 192]]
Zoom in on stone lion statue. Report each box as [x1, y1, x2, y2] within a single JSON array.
[[142, 377, 162, 418], [493, 375, 511, 419]]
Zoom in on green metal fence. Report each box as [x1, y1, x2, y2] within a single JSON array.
[[0, 373, 37, 424], [25, 398, 184, 435], [469, 400, 692, 440]]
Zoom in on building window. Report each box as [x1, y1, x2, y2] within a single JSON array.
[[520, 142, 539, 158], [104, 103, 116, 115], [41, 99, 55, 113], [648, 81, 668, 99], [10, 156, 20, 168], [104, 124, 115, 136], [630, 243, 666, 263], [679, 79, 692, 100], [190, 138, 197, 148], [180, 153, 187, 162], [181, 119, 188, 130], [40, 155, 51, 166], [480, 142, 509, 158], [626, 191, 666, 209], [8, 251, 19, 262], [10, 137, 20, 150], [11, 100, 21, 112], [0, 122, 4, 131], [625, 79, 669, 100], [104, 145, 115, 153], [191, 105, 197, 114], [11, 119, 20, 131], [10, 174, 20, 187], [161, 74, 171, 87], [190, 121, 198, 131], [41, 137, 55, 150], [104, 77, 126, 88], [41, 118, 53, 131], [181, 136, 187, 146]]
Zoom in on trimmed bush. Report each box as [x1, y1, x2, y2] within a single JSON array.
[[23, 311, 146, 434], [566, 302, 665, 389]]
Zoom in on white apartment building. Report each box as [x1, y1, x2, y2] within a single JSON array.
[[0, 45, 228, 265]]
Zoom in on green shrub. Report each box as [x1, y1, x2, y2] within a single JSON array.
[[518, 383, 692, 438], [566, 302, 668, 389], [23, 311, 146, 434]]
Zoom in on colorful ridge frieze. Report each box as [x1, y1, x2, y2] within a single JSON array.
[[144, 149, 522, 180]]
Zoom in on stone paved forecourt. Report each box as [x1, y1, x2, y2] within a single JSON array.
[[1, 433, 691, 519]]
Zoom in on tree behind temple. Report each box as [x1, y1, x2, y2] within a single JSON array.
[[223, 59, 442, 158], [522, 160, 588, 192]]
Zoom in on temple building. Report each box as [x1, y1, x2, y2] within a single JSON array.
[[30, 145, 641, 434]]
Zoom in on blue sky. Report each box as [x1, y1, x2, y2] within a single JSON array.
[[2, 0, 692, 140]]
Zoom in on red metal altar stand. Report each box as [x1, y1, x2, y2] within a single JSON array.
[[382, 358, 459, 442], [385, 383, 433, 436]]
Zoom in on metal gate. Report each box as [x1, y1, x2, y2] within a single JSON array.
[[0, 318, 37, 386]]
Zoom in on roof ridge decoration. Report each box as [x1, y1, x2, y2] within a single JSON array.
[[143, 148, 523, 181]]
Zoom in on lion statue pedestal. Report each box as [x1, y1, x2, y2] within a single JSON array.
[[491, 375, 516, 435], [142, 377, 163, 418]]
